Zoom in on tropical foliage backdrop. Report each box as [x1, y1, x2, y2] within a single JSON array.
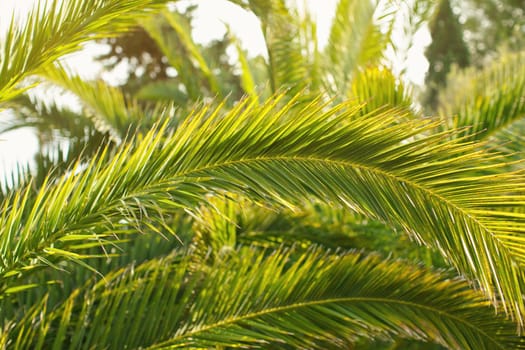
[[0, 0, 524, 349]]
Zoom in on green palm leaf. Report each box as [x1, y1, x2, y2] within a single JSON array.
[[140, 10, 222, 103], [229, 28, 261, 103], [325, 0, 395, 95], [200, 198, 445, 267], [243, 0, 313, 96], [0, 94, 525, 323], [349, 66, 416, 117], [0, 0, 172, 105], [40, 64, 174, 141], [5, 247, 524, 349], [0, 94, 108, 191], [439, 51, 525, 143]]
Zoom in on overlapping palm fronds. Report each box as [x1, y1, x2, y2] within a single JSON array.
[[258, 1, 313, 96], [0, 63, 177, 194], [139, 11, 221, 103], [4, 247, 524, 349], [138, 0, 400, 107], [0, 94, 108, 192], [325, 0, 395, 95], [2, 0, 525, 348], [196, 197, 445, 267], [0, 94, 525, 324]]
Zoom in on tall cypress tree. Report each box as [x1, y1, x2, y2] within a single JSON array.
[[424, 0, 470, 111]]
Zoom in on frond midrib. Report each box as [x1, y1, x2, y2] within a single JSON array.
[[19, 155, 511, 275], [154, 295, 504, 349], [7, 155, 518, 309], [174, 155, 507, 254]]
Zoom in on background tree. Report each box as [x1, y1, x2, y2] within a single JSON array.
[[424, 0, 470, 110], [97, 5, 244, 101], [458, 0, 525, 65]]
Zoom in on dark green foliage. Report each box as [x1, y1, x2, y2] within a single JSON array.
[[6, 247, 525, 349], [98, 26, 170, 84], [459, 0, 525, 64], [424, 0, 470, 110]]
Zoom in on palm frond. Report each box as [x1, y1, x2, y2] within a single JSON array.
[[0, 94, 525, 323], [349, 66, 417, 117], [190, 195, 444, 268], [190, 195, 238, 266], [0, 0, 172, 105], [162, 10, 223, 98], [325, 0, 395, 95], [0, 213, 189, 326], [0, 94, 97, 140], [5, 247, 524, 349], [140, 11, 217, 103], [40, 64, 177, 141], [135, 79, 192, 105], [229, 28, 261, 103], [439, 50, 525, 143], [297, 6, 323, 94], [0, 91, 115, 196], [236, 201, 446, 267], [0, 139, 109, 199], [252, 0, 312, 96]]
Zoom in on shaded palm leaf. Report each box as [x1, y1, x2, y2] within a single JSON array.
[[5, 247, 524, 349], [192, 196, 445, 267]]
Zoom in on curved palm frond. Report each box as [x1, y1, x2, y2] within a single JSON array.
[[0, 94, 524, 322], [5, 247, 524, 349], [0, 0, 173, 105], [40, 64, 177, 141]]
